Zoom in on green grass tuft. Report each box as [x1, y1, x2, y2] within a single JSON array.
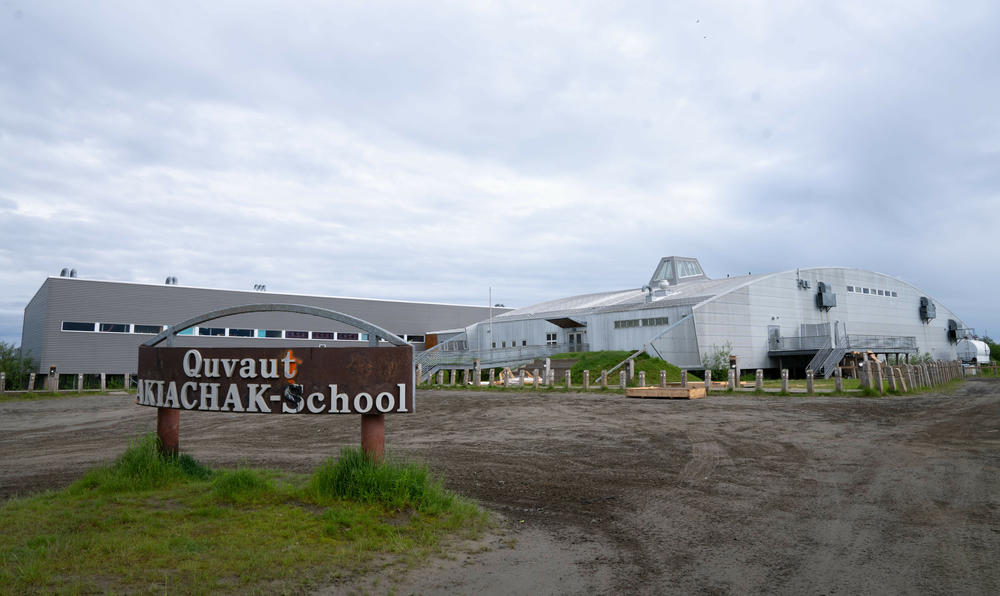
[[308, 448, 457, 515], [70, 434, 212, 494]]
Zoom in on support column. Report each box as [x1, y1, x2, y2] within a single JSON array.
[[361, 413, 385, 461], [157, 408, 180, 457]]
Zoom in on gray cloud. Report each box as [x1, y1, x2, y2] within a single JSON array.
[[1, 1, 998, 345]]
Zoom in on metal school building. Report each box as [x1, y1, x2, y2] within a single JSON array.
[[421, 256, 969, 377], [21, 275, 501, 376]]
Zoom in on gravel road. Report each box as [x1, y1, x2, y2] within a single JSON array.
[[2, 379, 998, 594]]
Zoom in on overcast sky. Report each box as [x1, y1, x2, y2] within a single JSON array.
[[1, 1, 998, 348]]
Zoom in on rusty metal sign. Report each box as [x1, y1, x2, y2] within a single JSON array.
[[137, 346, 413, 414]]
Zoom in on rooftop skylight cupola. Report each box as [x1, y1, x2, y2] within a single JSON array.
[[647, 256, 708, 290]]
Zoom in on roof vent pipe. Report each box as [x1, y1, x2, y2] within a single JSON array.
[[642, 284, 653, 303], [60, 268, 69, 277], [69, 269, 77, 278]]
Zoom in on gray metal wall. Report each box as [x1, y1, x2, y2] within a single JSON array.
[[21, 277, 497, 374], [460, 267, 967, 370]]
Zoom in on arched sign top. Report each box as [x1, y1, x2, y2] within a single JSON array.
[[142, 303, 408, 348]]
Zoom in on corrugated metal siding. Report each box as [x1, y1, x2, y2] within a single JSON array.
[[28, 278, 496, 373], [20, 281, 48, 365]]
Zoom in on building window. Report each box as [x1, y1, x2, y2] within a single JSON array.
[[863, 288, 869, 294], [62, 321, 96, 332], [407, 335, 425, 343], [133, 324, 163, 335], [847, 286, 854, 292], [501, 341, 506, 348], [198, 327, 225, 336], [640, 317, 669, 326], [545, 333, 558, 346], [177, 327, 195, 336], [100, 323, 129, 333], [228, 328, 253, 337], [614, 319, 640, 329], [312, 332, 336, 340], [492, 342, 496, 348], [257, 329, 282, 338], [522, 340, 527, 346], [285, 330, 308, 339], [338, 332, 359, 341], [891, 291, 898, 297]]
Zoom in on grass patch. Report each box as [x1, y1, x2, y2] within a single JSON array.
[[550, 351, 685, 386], [0, 437, 487, 594]]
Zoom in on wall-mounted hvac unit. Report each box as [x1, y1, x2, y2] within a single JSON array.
[[816, 282, 837, 309], [947, 319, 958, 343], [919, 297, 936, 321]]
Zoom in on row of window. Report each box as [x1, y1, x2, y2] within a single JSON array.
[[846, 286, 898, 297], [60, 321, 424, 343], [613, 316, 670, 329]]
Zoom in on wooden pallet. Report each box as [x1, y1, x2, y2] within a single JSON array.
[[625, 386, 707, 399]]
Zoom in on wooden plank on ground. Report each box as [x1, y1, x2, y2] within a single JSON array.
[[625, 386, 707, 399]]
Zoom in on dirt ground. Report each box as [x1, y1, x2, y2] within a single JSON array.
[[2, 379, 999, 595]]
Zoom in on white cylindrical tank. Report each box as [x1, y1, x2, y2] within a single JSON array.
[[956, 339, 990, 364]]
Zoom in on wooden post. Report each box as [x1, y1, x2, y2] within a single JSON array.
[[565, 370, 572, 389], [489, 369, 495, 385], [705, 370, 712, 390], [887, 367, 897, 392], [474, 360, 481, 385], [533, 369, 540, 390], [437, 370, 445, 385], [77, 373, 84, 391], [627, 359, 635, 381], [680, 370, 687, 387], [601, 370, 608, 389], [583, 370, 590, 391], [519, 370, 525, 387], [834, 367, 843, 392], [638, 371, 646, 387], [361, 413, 385, 461], [728, 368, 736, 391], [157, 407, 180, 456], [416, 364, 423, 384], [755, 369, 763, 392], [661, 370, 667, 388], [619, 371, 626, 390], [780, 369, 788, 393], [874, 361, 884, 394], [29, 373, 36, 392], [0, 372, 5, 392]]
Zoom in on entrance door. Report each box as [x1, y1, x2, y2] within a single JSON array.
[[568, 332, 584, 351]]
